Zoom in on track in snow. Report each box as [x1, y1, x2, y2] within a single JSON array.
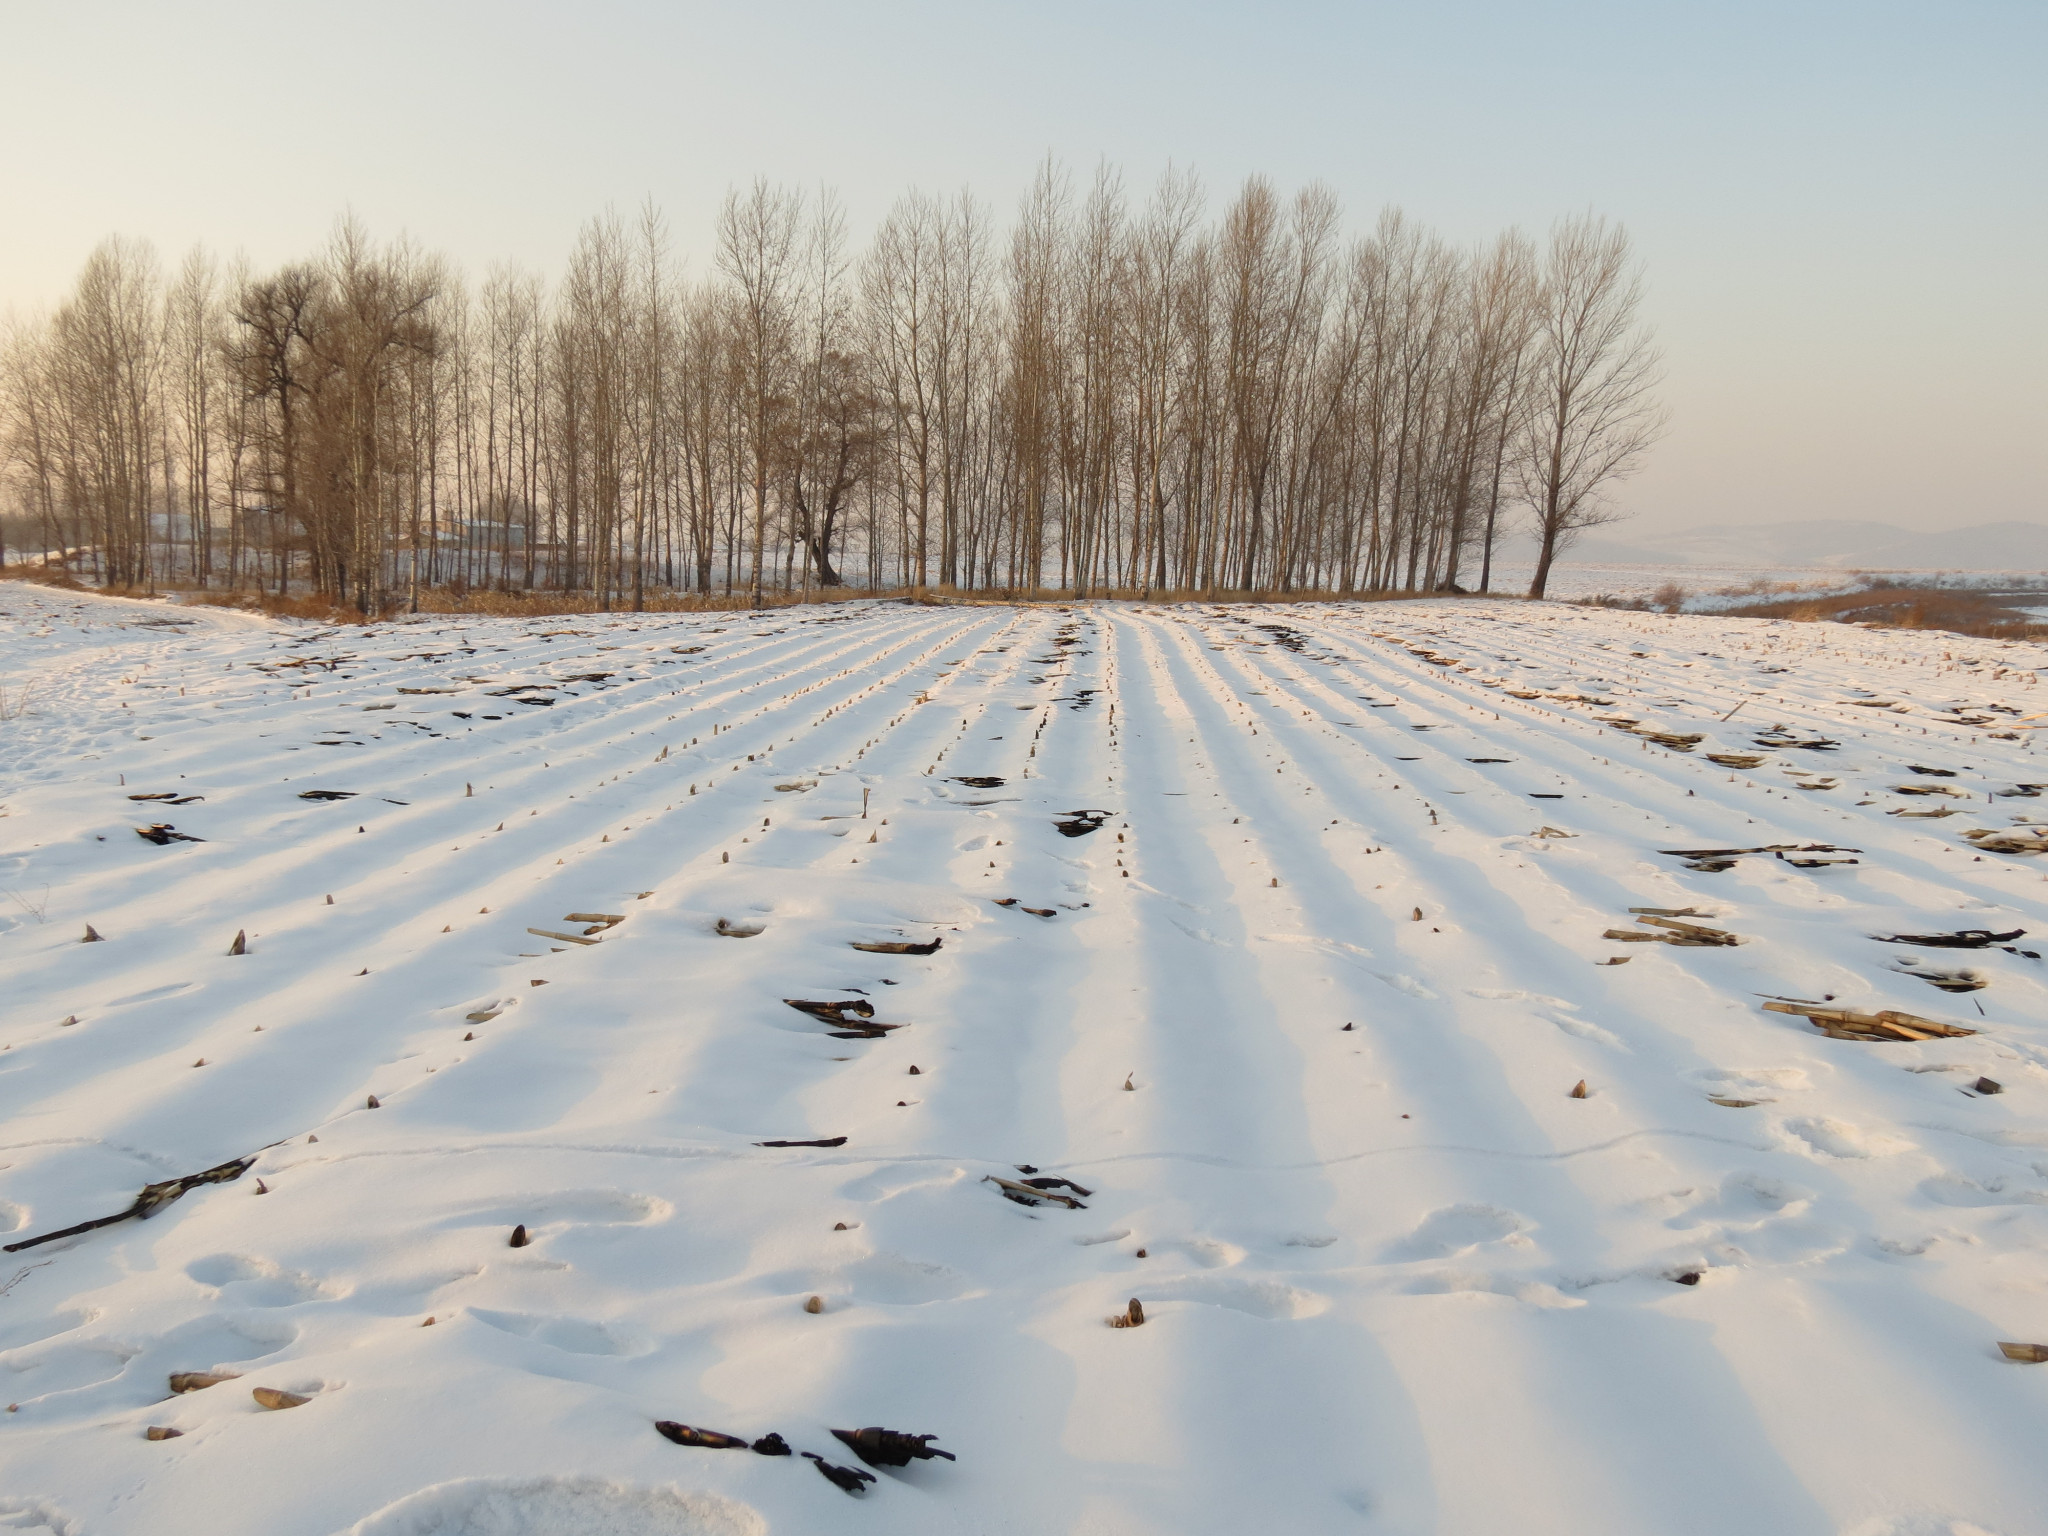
[[4, 582, 2048, 1536]]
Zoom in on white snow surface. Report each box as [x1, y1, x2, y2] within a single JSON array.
[[5, 582, 2048, 1535], [1485, 558, 1859, 602]]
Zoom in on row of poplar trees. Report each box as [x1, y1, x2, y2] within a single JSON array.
[[0, 166, 1663, 611]]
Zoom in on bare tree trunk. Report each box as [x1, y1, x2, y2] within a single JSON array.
[[1516, 216, 1665, 599]]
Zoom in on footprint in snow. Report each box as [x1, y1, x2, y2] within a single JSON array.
[[1544, 1012, 1626, 1048], [1141, 1275, 1330, 1320], [1146, 1236, 1247, 1269], [468, 1308, 640, 1356], [1783, 1117, 1917, 1160], [1686, 1066, 1811, 1098], [0, 1335, 141, 1405], [1406, 1270, 1583, 1309], [837, 1165, 966, 1202], [436, 1189, 669, 1233], [815, 1251, 974, 1305], [1398, 1204, 1531, 1259], [145, 1311, 296, 1368], [0, 1309, 93, 1355], [185, 1253, 334, 1306], [1674, 1171, 1815, 1221], [1662, 1174, 1849, 1267]]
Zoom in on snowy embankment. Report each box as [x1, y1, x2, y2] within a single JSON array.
[[4, 582, 2048, 1536]]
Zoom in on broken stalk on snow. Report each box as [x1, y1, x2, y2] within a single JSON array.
[[1760, 998, 1978, 1041], [134, 823, 203, 845], [1636, 915, 1745, 945], [1872, 928, 2030, 952], [803, 1452, 877, 1495], [1602, 914, 1744, 947], [782, 998, 900, 1038], [831, 1426, 957, 1466], [985, 1174, 1087, 1210], [167, 1371, 240, 1394], [4, 1155, 258, 1252], [655, 1421, 751, 1448]]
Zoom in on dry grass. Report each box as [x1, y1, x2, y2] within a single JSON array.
[[3, 564, 83, 591], [408, 586, 892, 617], [407, 582, 1458, 614], [917, 583, 1463, 607], [10, 569, 1485, 622], [180, 584, 902, 621], [1718, 586, 2048, 642], [184, 589, 377, 623]]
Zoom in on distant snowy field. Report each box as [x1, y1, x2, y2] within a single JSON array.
[[7, 581, 2048, 1536], [1488, 559, 2048, 608], [1487, 559, 1868, 604]]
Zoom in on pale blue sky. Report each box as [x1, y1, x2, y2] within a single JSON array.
[[2, 1, 2040, 533]]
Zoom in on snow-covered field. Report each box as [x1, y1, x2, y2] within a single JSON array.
[[1486, 560, 1870, 605], [1488, 560, 2048, 608], [6, 582, 2048, 1536]]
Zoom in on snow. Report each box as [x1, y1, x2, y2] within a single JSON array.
[[1486, 559, 1869, 605], [4, 581, 2048, 1536], [1502, 518, 2048, 575], [1487, 561, 2048, 610]]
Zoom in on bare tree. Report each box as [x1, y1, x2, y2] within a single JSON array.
[[1516, 215, 1666, 599], [716, 180, 803, 604], [0, 177, 1664, 607]]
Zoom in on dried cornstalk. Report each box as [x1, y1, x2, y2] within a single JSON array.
[[984, 1175, 1085, 1210], [1761, 1000, 1976, 1041], [1634, 915, 1744, 946]]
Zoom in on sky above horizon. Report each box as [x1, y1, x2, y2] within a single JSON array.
[[2, 0, 2041, 538]]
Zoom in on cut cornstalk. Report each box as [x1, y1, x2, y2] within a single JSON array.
[[1762, 1000, 1976, 1040]]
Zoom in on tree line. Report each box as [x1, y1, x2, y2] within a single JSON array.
[[0, 166, 1664, 611]]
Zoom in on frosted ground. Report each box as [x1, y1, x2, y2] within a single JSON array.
[[4, 582, 2048, 1536]]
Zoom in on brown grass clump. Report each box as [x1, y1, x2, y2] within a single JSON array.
[[184, 589, 371, 623], [3, 563, 83, 591], [407, 586, 893, 617], [1720, 586, 2048, 643], [917, 583, 1469, 607], [12, 570, 1496, 621]]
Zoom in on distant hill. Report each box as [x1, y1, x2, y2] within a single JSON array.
[[1527, 519, 2048, 572]]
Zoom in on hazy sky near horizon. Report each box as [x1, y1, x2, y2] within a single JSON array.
[[2, 1, 2041, 537]]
